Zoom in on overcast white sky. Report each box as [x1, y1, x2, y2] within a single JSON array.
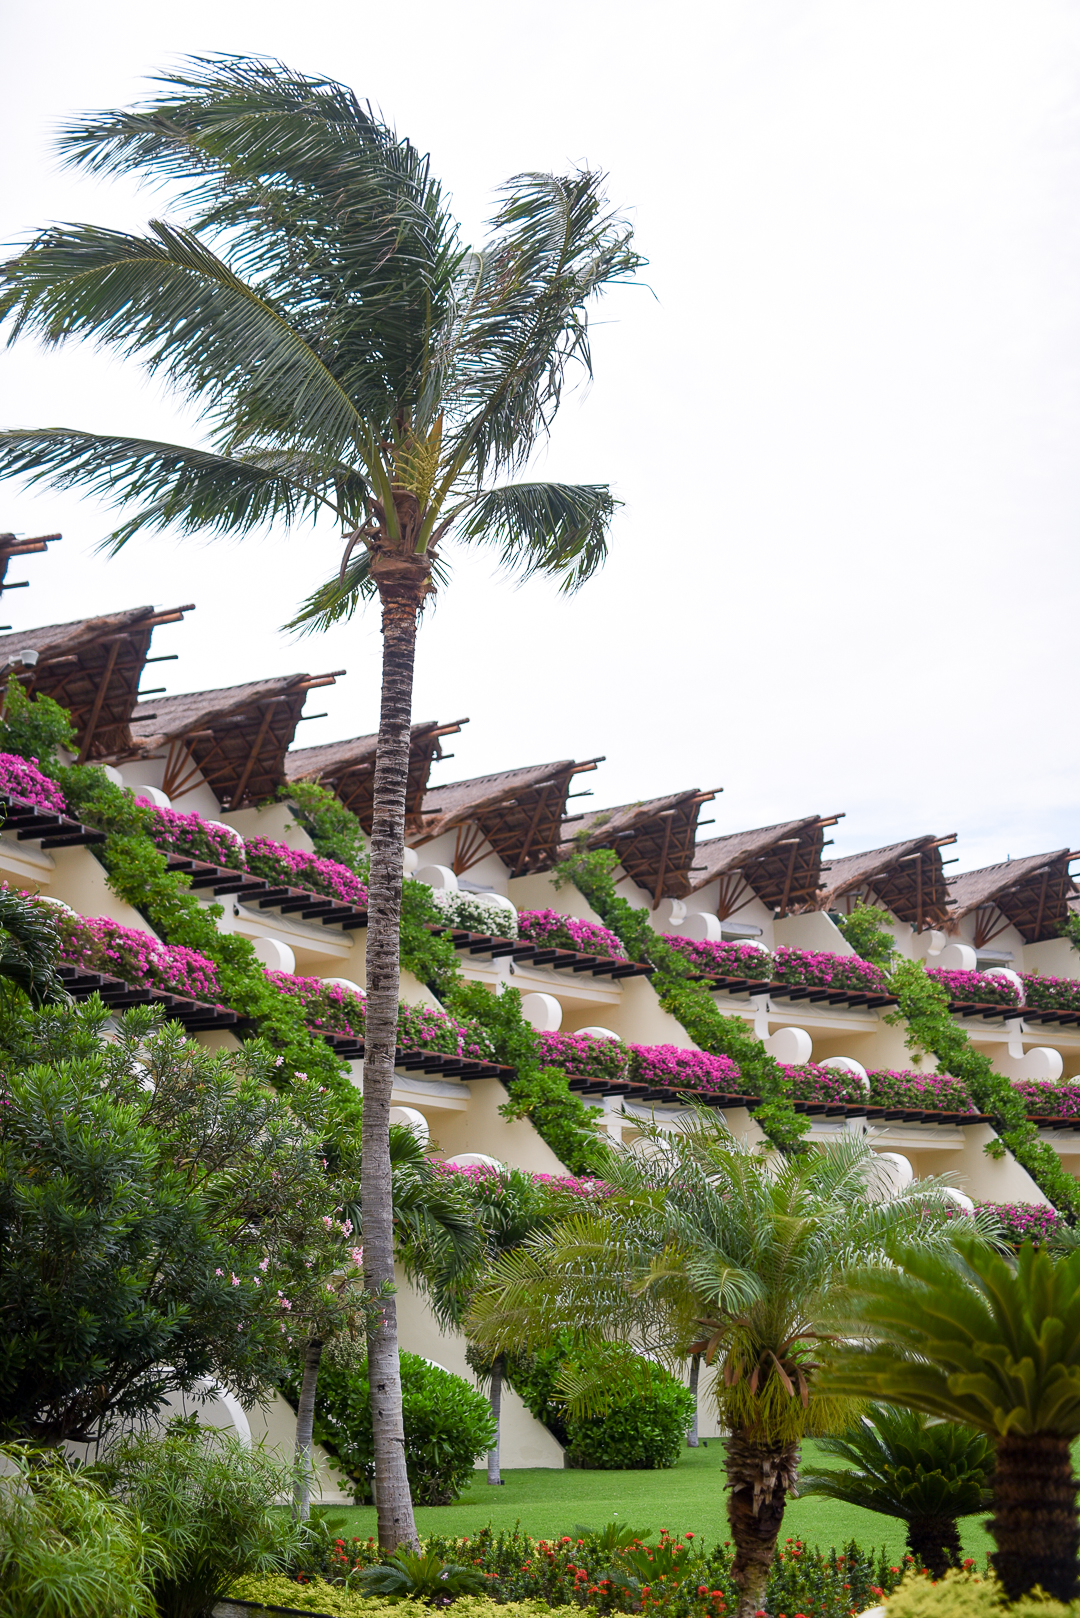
[[3, 0, 1079, 871]]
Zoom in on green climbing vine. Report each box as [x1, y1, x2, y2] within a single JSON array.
[[552, 845, 809, 1153], [885, 957, 1080, 1219]]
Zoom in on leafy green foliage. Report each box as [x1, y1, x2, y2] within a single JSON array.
[[801, 1405, 993, 1576], [0, 885, 68, 1007], [284, 1350, 497, 1506], [0, 678, 76, 774], [0, 1000, 346, 1442], [400, 877, 463, 998], [99, 1423, 308, 1618], [834, 902, 898, 969], [279, 782, 368, 876], [353, 1546, 489, 1602], [886, 957, 1080, 1216], [552, 847, 808, 1153], [0, 1444, 165, 1618]]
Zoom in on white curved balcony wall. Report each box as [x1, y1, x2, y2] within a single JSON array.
[[576, 1026, 621, 1040], [999, 1046, 1064, 1083], [415, 864, 458, 891], [403, 846, 419, 876], [249, 936, 296, 974], [933, 942, 978, 971], [682, 911, 724, 942], [116, 758, 220, 819], [520, 992, 562, 1032], [872, 1152, 914, 1198], [323, 977, 364, 997], [389, 1106, 431, 1145], [444, 1153, 503, 1171], [130, 784, 172, 809], [764, 1026, 812, 1064]]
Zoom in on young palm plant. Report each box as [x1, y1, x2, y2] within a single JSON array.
[[800, 1404, 993, 1577], [820, 1236, 1080, 1602], [467, 1113, 984, 1618], [0, 54, 641, 1547]]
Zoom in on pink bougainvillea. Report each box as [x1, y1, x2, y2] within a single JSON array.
[[137, 801, 245, 870], [1011, 1079, 1080, 1119], [265, 972, 365, 1037], [1020, 973, 1080, 1013], [781, 1063, 862, 1104], [52, 910, 221, 1001], [537, 1030, 630, 1084], [968, 1200, 1063, 1245], [517, 908, 627, 960], [866, 1069, 976, 1111], [434, 1161, 613, 1197], [627, 1042, 741, 1093], [772, 947, 888, 995], [0, 753, 66, 815], [925, 967, 1021, 1007], [245, 835, 367, 907], [264, 971, 495, 1061], [663, 935, 773, 980]]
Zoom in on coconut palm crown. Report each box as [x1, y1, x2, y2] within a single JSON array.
[[467, 1112, 988, 1618], [0, 54, 642, 1550]]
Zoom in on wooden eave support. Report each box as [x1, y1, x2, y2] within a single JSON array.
[[76, 637, 122, 764], [228, 703, 278, 810]]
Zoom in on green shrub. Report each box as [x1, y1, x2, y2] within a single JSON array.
[[0, 680, 76, 776], [232, 1579, 579, 1618], [285, 1350, 496, 1506], [507, 1335, 695, 1469], [0, 1444, 163, 1618], [353, 1546, 489, 1601], [99, 1423, 307, 1618]]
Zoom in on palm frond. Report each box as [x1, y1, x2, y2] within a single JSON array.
[[0, 890, 69, 1008], [455, 480, 617, 592], [1, 221, 369, 456], [0, 429, 334, 551]]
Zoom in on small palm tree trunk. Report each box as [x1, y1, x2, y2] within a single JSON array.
[[989, 1432, 1080, 1601], [294, 1336, 323, 1520], [725, 1429, 800, 1618], [364, 572, 425, 1552], [687, 1353, 700, 1447], [906, 1516, 961, 1580], [487, 1355, 504, 1485]]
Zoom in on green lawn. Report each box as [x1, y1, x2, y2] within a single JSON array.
[[318, 1442, 995, 1564]]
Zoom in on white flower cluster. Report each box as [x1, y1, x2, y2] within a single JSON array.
[[429, 887, 519, 939]]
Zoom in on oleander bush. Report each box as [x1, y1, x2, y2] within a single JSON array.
[[518, 908, 627, 960], [282, 1350, 496, 1506], [430, 887, 520, 938]]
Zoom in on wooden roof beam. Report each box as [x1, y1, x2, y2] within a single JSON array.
[[228, 703, 279, 810], [76, 637, 121, 764]]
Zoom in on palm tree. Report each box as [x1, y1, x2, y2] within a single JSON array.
[[820, 1236, 1080, 1603], [467, 1113, 982, 1618], [0, 54, 640, 1547], [800, 1404, 993, 1577], [0, 890, 69, 1008]]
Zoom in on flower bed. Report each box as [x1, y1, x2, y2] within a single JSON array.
[[1020, 972, 1080, 1012], [0, 752, 66, 815], [970, 1200, 1064, 1246], [137, 801, 244, 870], [663, 935, 773, 979], [628, 1042, 741, 1092], [517, 908, 626, 960], [52, 910, 221, 1000], [537, 1030, 631, 1085], [925, 966, 1021, 1006], [430, 887, 519, 938], [265, 972, 496, 1061], [1010, 1078, 1080, 1118], [244, 834, 367, 906], [866, 1069, 975, 1111], [772, 946, 888, 994]]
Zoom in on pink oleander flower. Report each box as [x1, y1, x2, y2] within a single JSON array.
[[0, 753, 66, 815], [136, 801, 245, 870], [628, 1042, 741, 1093], [925, 967, 1021, 1007], [49, 910, 221, 1001], [517, 908, 627, 960], [772, 947, 888, 995], [245, 834, 367, 907], [663, 935, 773, 980]]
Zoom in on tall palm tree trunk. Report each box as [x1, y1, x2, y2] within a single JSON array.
[[294, 1336, 323, 1520], [686, 1353, 701, 1448], [363, 566, 426, 1551], [487, 1354, 504, 1485], [725, 1429, 799, 1618], [989, 1432, 1080, 1601]]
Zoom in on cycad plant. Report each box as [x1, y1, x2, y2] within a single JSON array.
[[800, 1404, 993, 1577], [0, 54, 640, 1546], [821, 1236, 1080, 1601], [467, 1112, 984, 1618]]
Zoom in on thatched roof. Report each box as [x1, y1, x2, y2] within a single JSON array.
[[946, 849, 1080, 946], [0, 603, 193, 763], [816, 833, 956, 928], [562, 788, 719, 907], [122, 670, 342, 810], [686, 814, 839, 917], [416, 758, 602, 876], [286, 718, 465, 833]]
